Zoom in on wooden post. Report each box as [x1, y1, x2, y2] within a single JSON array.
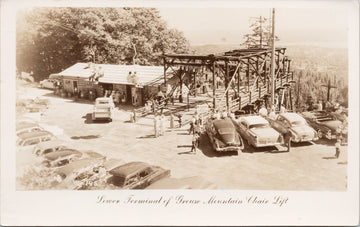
[[239, 96, 242, 110], [179, 68, 183, 103], [212, 61, 216, 109], [163, 58, 167, 95], [256, 57, 259, 89], [247, 59, 250, 92], [193, 68, 197, 97], [225, 61, 229, 111], [237, 63, 241, 99]]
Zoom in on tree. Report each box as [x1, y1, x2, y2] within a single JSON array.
[[16, 7, 190, 81], [242, 16, 279, 49]]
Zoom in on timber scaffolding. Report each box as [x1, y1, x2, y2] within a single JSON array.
[[162, 47, 296, 113]]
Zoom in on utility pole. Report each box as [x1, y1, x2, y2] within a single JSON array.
[[270, 8, 276, 108], [259, 16, 262, 48]]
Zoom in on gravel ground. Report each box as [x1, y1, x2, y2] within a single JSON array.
[[16, 85, 347, 191]]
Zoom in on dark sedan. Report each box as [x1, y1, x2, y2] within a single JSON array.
[[205, 118, 244, 152], [108, 162, 171, 189], [301, 111, 342, 140]]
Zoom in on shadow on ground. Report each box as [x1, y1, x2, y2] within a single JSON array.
[[83, 113, 111, 124], [71, 135, 101, 140]]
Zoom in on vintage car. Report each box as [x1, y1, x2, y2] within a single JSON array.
[[16, 122, 43, 136], [54, 157, 107, 190], [92, 97, 114, 121], [205, 118, 244, 152], [108, 162, 170, 189], [42, 149, 83, 167], [268, 113, 318, 143], [33, 139, 70, 156], [146, 176, 218, 189], [233, 115, 283, 147], [301, 111, 342, 140], [16, 130, 54, 147], [39, 79, 56, 89]]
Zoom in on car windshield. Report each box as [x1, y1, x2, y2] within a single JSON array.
[[291, 120, 306, 126], [249, 123, 269, 129], [218, 128, 234, 135]]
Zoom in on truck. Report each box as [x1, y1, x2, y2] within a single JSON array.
[[92, 97, 114, 122]]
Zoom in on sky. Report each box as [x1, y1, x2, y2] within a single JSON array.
[[158, 7, 349, 47]]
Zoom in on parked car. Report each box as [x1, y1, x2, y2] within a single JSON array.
[[267, 113, 318, 143], [92, 97, 114, 121], [39, 79, 55, 89], [16, 130, 54, 147], [16, 122, 43, 136], [54, 157, 107, 190], [33, 139, 70, 156], [108, 162, 170, 189], [146, 176, 218, 189], [233, 115, 283, 147], [205, 118, 244, 152], [42, 149, 83, 167], [301, 111, 342, 139]]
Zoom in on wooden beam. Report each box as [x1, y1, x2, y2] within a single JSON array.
[[212, 61, 216, 108]]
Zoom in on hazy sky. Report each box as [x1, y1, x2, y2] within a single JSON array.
[[158, 8, 348, 46]]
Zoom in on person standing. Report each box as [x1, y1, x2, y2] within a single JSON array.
[[189, 116, 196, 135], [178, 114, 182, 128], [280, 104, 286, 114], [335, 139, 341, 158], [259, 104, 268, 117], [154, 114, 159, 138], [191, 132, 200, 154], [160, 114, 165, 136], [170, 113, 175, 129], [284, 131, 292, 152]]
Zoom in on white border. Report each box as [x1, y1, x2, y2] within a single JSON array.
[[1, 0, 359, 226]]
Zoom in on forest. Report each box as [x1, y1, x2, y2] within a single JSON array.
[[16, 7, 190, 81], [16, 8, 348, 108]]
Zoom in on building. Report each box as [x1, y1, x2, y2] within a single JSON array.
[[54, 63, 173, 106]]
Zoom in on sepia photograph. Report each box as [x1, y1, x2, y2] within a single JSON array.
[[1, 0, 359, 226]]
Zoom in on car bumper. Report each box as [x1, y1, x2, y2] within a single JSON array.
[[93, 113, 111, 119], [215, 146, 243, 152], [254, 142, 282, 148], [292, 137, 318, 143]]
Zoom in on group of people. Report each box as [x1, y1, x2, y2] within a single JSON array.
[[104, 90, 126, 106], [153, 113, 167, 138]]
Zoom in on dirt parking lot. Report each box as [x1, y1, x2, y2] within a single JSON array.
[[16, 86, 348, 190]]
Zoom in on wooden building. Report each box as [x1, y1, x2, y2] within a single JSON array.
[[56, 63, 172, 106]]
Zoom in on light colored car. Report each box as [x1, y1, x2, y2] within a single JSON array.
[[92, 97, 114, 121], [268, 113, 318, 143], [233, 115, 283, 147], [16, 122, 43, 136], [16, 130, 54, 147], [39, 79, 55, 89], [33, 139, 71, 156]]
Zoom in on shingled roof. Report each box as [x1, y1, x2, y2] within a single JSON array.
[[57, 63, 168, 86]]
